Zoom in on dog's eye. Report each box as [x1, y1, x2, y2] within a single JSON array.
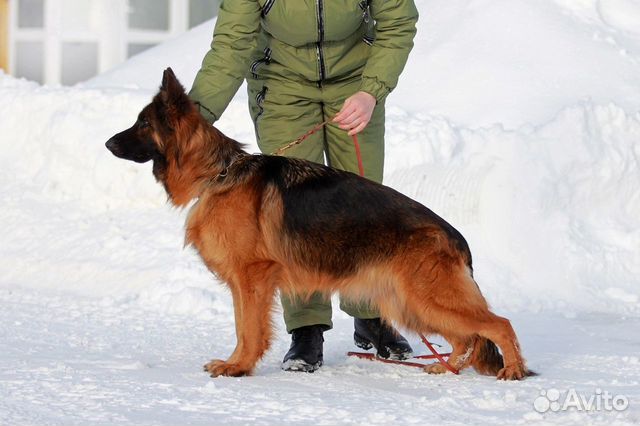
[[138, 118, 150, 129]]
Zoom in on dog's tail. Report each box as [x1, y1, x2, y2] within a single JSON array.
[[471, 337, 504, 376], [470, 336, 538, 377]]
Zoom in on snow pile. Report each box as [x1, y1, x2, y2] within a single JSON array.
[[385, 103, 640, 315], [400, 0, 640, 127], [1, 0, 640, 319]]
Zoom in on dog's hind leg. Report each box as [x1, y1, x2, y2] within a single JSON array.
[[423, 335, 475, 375], [421, 307, 527, 380], [469, 334, 504, 376], [474, 313, 527, 380], [205, 261, 278, 377], [399, 260, 527, 379]]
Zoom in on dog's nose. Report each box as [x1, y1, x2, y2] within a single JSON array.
[[105, 139, 118, 153]]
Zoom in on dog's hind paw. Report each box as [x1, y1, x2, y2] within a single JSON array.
[[424, 363, 448, 374], [496, 363, 527, 380], [204, 359, 251, 377]]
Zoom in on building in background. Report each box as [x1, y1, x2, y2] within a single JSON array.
[[0, 0, 219, 85]]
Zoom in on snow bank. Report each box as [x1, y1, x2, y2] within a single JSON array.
[[1, 0, 639, 318], [385, 102, 640, 315], [398, 0, 640, 128]]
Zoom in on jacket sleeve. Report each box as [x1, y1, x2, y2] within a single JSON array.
[[189, 0, 261, 122], [359, 0, 419, 103]]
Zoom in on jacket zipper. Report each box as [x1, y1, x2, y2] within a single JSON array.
[[250, 47, 272, 79], [261, 0, 276, 17], [254, 86, 268, 139], [315, 0, 326, 86], [360, 0, 373, 45]]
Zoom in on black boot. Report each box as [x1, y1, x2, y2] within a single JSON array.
[[281, 325, 325, 372], [354, 318, 413, 360]]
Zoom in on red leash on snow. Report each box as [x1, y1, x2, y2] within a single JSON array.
[[276, 120, 458, 374], [419, 334, 460, 374], [347, 334, 459, 374]]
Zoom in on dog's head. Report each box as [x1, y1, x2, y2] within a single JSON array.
[[105, 68, 245, 205], [105, 68, 202, 179]]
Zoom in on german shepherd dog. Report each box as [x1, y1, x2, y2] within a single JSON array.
[[106, 68, 532, 380]]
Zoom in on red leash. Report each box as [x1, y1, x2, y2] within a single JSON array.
[[351, 134, 365, 177], [346, 350, 453, 369], [420, 334, 460, 374], [347, 335, 459, 374], [276, 120, 458, 375], [272, 119, 365, 177]]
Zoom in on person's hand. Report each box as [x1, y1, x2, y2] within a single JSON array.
[[333, 91, 376, 136]]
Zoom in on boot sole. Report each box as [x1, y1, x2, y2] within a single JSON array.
[[354, 333, 374, 350], [281, 358, 323, 373]]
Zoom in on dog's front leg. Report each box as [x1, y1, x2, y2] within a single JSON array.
[[204, 282, 245, 375], [205, 262, 278, 377]]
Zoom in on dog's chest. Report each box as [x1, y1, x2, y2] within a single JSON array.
[[184, 190, 263, 277], [184, 199, 227, 263]]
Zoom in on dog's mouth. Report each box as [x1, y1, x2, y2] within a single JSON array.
[[105, 139, 152, 163]]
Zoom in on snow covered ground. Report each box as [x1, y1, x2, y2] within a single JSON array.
[[1, 0, 639, 424], [2, 289, 638, 425]]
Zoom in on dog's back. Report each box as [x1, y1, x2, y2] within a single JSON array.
[[219, 154, 473, 278]]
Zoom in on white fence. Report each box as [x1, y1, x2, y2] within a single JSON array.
[[8, 0, 218, 85]]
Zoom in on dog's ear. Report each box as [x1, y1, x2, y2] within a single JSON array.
[[161, 68, 179, 93], [160, 67, 187, 106], [157, 67, 193, 124]]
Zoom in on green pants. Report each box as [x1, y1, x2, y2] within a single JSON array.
[[247, 76, 385, 333]]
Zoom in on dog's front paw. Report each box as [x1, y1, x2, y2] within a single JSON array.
[[496, 363, 527, 380], [203, 359, 251, 377]]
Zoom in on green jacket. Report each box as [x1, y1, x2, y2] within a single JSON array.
[[190, 0, 419, 122]]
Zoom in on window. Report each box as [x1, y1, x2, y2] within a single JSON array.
[[17, 0, 44, 28], [128, 0, 169, 31], [189, 0, 218, 28], [127, 43, 156, 58], [15, 40, 44, 83], [61, 42, 98, 85], [9, 0, 219, 85]]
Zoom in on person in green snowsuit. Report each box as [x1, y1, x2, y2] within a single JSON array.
[[190, 0, 419, 372]]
